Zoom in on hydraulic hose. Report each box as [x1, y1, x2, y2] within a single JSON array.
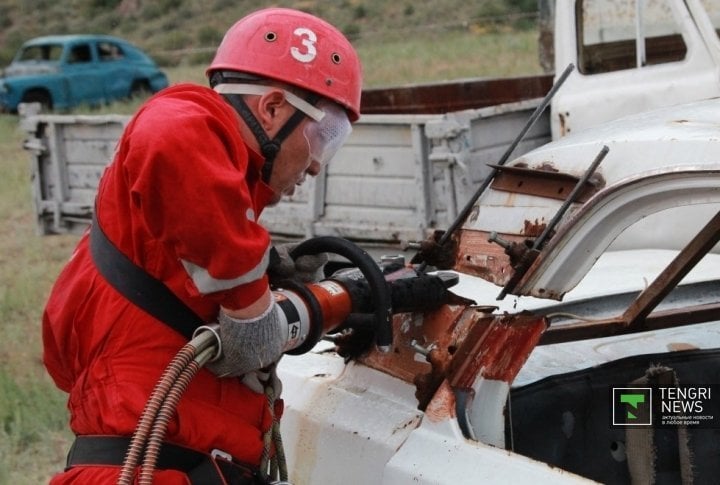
[[289, 236, 394, 351], [117, 330, 220, 485], [139, 345, 217, 484]]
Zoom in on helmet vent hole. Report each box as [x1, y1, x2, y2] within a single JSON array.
[[331, 53, 341, 64], [265, 32, 277, 42]]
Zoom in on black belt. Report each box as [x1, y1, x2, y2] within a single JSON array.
[[89, 210, 205, 340], [66, 436, 265, 485]]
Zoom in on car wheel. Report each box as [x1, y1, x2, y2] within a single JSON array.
[[129, 80, 151, 100], [21, 89, 52, 112]]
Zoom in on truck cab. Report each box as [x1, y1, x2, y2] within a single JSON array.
[[549, 0, 720, 137]]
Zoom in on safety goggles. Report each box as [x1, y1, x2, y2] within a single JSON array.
[[301, 99, 352, 166], [214, 83, 352, 166]]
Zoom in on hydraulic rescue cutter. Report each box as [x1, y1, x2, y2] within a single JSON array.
[[120, 235, 472, 484]]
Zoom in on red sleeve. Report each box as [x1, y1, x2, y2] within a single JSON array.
[[122, 91, 271, 309]]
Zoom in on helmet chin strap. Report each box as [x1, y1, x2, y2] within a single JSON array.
[[222, 92, 317, 184]]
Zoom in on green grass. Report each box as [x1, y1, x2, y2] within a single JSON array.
[[0, 114, 78, 484], [0, 0, 541, 68], [162, 28, 543, 88], [0, 25, 540, 482], [357, 27, 540, 87]]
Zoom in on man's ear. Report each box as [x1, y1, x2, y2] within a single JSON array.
[[256, 89, 291, 134]]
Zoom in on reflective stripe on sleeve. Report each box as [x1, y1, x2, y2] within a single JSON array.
[[181, 246, 270, 294]]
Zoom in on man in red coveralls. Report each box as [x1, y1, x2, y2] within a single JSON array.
[[42, 7, 362, 484]]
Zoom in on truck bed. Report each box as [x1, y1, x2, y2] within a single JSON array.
[[23, 74, 553, 242]]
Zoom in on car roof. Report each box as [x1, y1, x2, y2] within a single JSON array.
[[22, 34, 133, 46]]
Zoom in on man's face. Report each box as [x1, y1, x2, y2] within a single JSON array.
[[266, 119, 322, 205], [234, 87, 351, 205], [265, 98, 351, 205]]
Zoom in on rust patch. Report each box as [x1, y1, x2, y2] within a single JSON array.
[[523, 219, 547, 237], [667, 342, 698, 352], [424, 380, 457, 422], [490, 163, 603, 202], [408, 229, 459, 270], [448, 313, 547, 388], [558, 111, 568, 137], [467, 204, 480, 224], [535, 162, 559, 173], [360, 74, 552, 115], [360, 305, 468, 384], [361, 303, 503, 410], [391, 415, 422, 435], [454, 229, 522, 286]]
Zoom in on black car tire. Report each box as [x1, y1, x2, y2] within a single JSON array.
[[21, 89, 52, 112], [129, 80, 151, 99]]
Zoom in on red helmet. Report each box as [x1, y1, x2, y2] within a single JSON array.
[[208, 8, 363, 121]]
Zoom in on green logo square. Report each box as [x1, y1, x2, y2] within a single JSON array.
[[613, 388, 652, 426]]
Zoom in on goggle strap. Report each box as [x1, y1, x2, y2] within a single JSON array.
[[273, 91, 321, 143], [214, 83, 325, 121], [222, 93, 279, 183], [262, 91, 320, 182], [221, 90, 321, 184]]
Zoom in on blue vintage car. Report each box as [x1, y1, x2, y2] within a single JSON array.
[[0, 34, 169, 112]]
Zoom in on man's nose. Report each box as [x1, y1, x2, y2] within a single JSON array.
[[306, 160, 322, 176]]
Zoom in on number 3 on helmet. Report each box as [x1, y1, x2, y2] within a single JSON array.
[[207, 8, 363, 122]]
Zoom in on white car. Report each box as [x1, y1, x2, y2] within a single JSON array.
[[278, 98, 720, 484]]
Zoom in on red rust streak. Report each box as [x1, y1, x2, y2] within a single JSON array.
[[424, 381, 457, 422], [448, 314, 547, 388]]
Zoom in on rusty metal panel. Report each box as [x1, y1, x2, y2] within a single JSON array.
[[361, 75, 553, 115], [358, 303, 546, 412], [359, 305, 485, 407], [447, 313, 547, 388], [490, 163, 603, 202], [453, 229, 516, 286]]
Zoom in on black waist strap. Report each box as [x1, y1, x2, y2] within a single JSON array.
[[89, 211, 205, 340], [66, 436, 262, 485]]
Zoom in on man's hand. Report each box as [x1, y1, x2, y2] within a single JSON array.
[[241, 361, 282, 397], [268, 242, 329, 284], [201, 306, 285, 378]]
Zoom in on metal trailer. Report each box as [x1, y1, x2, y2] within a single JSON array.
[[21, 77, 551, 241]]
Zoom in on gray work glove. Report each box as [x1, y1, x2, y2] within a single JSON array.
[[268, 242, 329, 284], [242, 361, 282, 397], [201, 307, 285, 378]]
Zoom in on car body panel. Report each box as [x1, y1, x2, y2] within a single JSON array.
[[277, 250, 720, 484], [276, 96, 720, 484], [456, 98, 720, 298]]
